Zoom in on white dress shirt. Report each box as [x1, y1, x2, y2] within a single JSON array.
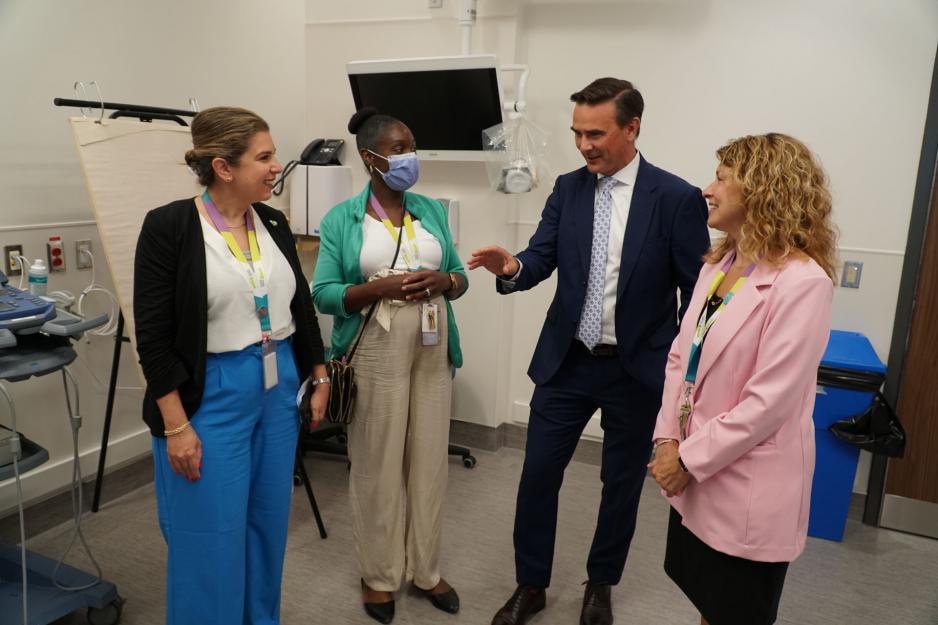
[[595, 152, 640, 345], [500, 152, 642, 346], [200, 209, 297, 353]]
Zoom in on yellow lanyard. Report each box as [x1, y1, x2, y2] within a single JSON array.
[[369, 195, 420, 270]]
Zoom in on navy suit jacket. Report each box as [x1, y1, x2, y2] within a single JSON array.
[[498, 156, 710, 395]]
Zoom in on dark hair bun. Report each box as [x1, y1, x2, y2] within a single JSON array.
[[348, 107, 379, 134]]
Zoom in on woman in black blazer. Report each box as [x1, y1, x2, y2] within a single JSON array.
[[134, 106, 328, 625]]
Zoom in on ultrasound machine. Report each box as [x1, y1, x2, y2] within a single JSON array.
[[0, 270, 124, 625]]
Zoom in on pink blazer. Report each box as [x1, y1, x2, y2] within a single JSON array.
[[653, 254, 833, 562]]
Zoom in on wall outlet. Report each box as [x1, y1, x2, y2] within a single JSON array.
[[428, 0, 443, 7], [4, 245, 23, 276], [841, 260, 863, 289], [47, 236, 66, 272], [76, 239, 93, 269]]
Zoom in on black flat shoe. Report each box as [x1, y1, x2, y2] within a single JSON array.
[[415, 583, 460, 614], [362, 579, 395, 624], [363, 601, 395, 624]]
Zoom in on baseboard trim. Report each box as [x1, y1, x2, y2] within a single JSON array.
[[2, 420, 874, 541], [449, 421, 604, 466], [3, 420, 600, 540], [0, 453, 153, 543]]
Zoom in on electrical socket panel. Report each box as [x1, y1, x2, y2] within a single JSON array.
[[76, 239, 93, 269], [47, 236, 66, 272], [4, 245, 23, 276], [841, 260, 863, 289]]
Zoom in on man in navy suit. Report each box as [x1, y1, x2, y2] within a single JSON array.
[[469, 78, 709, 625]]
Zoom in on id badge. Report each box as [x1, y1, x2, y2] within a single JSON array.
[[262, 342, 278, 390], [421, 303, 440, 346], [678, 385, 693, 440]]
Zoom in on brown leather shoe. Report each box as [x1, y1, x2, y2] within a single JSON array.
[[580, 581, 612, 625], [491, 585, 546, 625]]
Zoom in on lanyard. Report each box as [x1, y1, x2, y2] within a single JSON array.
[[683, 253, 756, 385], [368, 195, 420, 270], [201, 190, 272, 339]]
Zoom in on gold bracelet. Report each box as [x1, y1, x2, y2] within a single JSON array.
[[654, 438, 678, 449], [448, 272, 459, 293], [165, 421, 191, 437]]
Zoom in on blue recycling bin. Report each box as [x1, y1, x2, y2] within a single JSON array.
[[809, 330, 885, 541]]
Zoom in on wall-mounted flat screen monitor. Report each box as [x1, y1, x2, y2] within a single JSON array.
[[347, 54, 503, 162]]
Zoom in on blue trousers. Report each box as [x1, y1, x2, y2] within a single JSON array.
[[153, 340, 300, 625], [514, 343, 660, 588]]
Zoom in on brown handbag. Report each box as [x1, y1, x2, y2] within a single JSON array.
[[301, 221, 403, 428]]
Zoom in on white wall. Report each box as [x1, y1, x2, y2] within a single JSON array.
[[2, 0, 935, 510], [0, 0, 307, 512], [305, 0, 522, 428], [302, 0, 937, 489], [507, 0, 937, 490]]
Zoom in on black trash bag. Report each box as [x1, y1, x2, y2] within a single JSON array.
[[828, 392, 906, 458]]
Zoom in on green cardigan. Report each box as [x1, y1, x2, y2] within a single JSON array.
[[311, 182, 467, 367]]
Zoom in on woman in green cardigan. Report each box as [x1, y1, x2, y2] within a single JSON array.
[[312, 108, 467, 624]]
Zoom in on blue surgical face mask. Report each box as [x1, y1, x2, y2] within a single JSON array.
[[368, 150, 419, 191]]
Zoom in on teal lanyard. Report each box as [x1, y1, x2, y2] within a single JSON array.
[[684, 254, 756, 384]]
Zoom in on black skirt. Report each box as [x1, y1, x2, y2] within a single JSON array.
[[664, 507, 790, 625]]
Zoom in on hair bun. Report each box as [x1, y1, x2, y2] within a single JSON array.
[[348, 106, 379, 134]]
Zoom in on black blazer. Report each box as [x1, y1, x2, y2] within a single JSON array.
[[134, 198, 325, 437], [498, 157, 710, 394]]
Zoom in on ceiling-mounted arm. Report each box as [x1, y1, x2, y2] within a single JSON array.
[[459, 0, 478, 55], [500, 65, 530, 118]]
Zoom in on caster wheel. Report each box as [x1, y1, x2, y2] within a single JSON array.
[[293, 474, 302, 486], [337, 433, 348, 444], [87, 595, 124, 625], [463, 456, 477, 469]]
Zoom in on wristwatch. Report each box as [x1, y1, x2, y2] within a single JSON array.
[[310, 376, 331, 387]]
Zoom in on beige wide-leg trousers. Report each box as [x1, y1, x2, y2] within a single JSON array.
[[347, 297, 451, 592]]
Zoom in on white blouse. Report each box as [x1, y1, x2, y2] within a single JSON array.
[[199, 209, 296, 353], [359, 215, 443, 277]]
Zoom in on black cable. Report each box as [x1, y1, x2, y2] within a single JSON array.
[[271, 160, 299, 196]]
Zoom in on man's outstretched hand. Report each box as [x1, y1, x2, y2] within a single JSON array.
[[468, 246, 520, 277]]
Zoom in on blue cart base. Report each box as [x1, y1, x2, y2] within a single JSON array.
[[0, 544, 123, 625]]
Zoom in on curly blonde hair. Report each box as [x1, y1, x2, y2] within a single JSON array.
[[704, 133, 838, 280]]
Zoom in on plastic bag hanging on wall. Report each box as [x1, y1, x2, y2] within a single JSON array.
[[828, 392, 906, 458], [481, 117, 550, 194]]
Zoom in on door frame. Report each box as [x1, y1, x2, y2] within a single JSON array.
[[864, 43, 938, 525]]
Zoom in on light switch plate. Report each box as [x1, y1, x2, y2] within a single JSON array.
[[841, 260, 863, 289]]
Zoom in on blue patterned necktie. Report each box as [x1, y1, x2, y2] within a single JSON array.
[[577, 175, 619, 350]]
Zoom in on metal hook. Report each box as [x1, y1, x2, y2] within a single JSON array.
[[188, 97, 201, 113], [88, 81, 105, 124], [73, 81, 90, 118]]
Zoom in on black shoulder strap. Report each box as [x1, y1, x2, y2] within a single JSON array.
[[346, 221, 405, 364]]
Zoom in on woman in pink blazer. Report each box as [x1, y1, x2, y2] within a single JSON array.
[[648, 133, 837, 625]]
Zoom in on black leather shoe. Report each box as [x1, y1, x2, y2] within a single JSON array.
[[415, 583, 460, 614], [580, 581, 612, 625], [491, 585, 546, 625], [361, 579, 395, 624]]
